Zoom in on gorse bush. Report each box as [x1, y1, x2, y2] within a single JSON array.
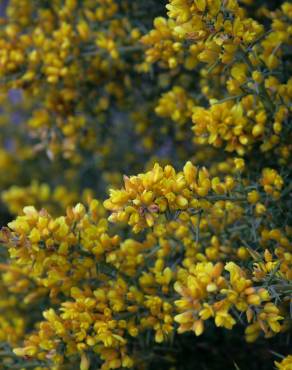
[[0, 0, 291, 369]]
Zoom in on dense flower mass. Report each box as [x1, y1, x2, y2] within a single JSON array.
[[0, 0, 291, 369]]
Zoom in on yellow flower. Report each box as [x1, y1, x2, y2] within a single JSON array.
[[275, 355, 292, 370]]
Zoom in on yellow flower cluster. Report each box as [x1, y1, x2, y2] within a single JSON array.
[[260, 168, 284, 200], [155, 86, 195, 125], [276, 355, 292, 370], [2, 201, 111, 296], [1, 182, 93, 216], [143, 1, 292, 157], [167, 0, 263, 63], [1, 200, 175, 368], [0, 158, 291, 368], [13, 286, 135, 369], [256, 228, 292, 283], [0, 0, 291, 369], [174, 261, 282, 342], [104, 161, 243, 233], [0, 0, 146, 159], [142, 0, 263, 68]]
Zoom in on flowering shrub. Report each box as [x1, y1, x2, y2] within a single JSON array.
[[0, 1, 291, 369]]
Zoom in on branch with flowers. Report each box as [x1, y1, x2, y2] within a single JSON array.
[[0, 0, 291, 369]]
